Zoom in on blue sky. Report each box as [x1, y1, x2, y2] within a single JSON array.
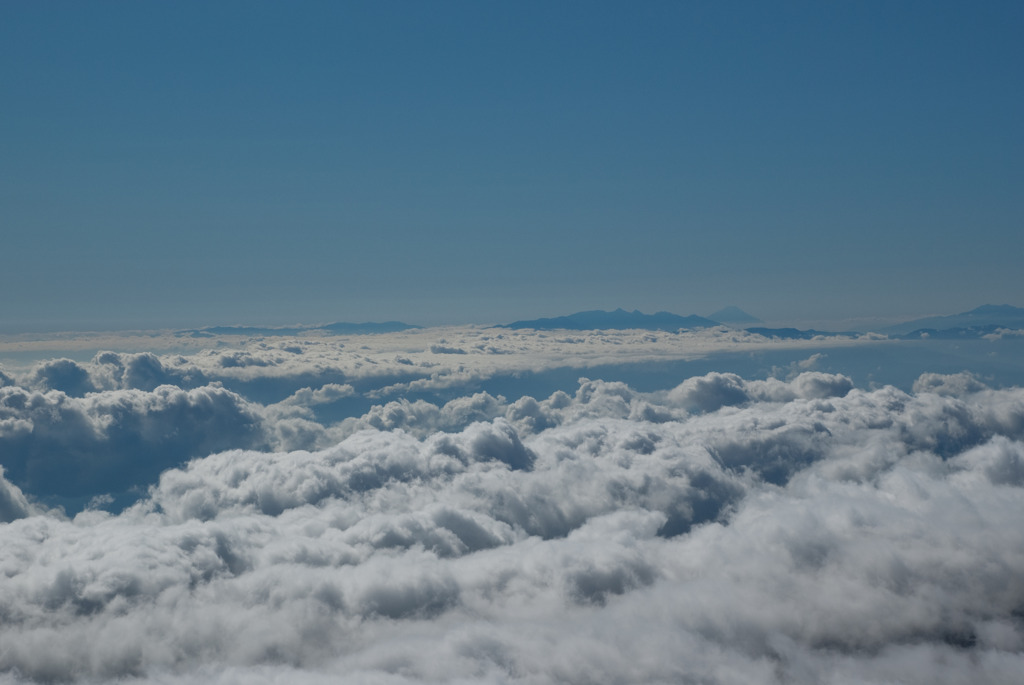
[[2, 1, 1022, 330]]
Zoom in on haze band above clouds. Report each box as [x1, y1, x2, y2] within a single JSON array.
[[2, 361, 1024, 683]]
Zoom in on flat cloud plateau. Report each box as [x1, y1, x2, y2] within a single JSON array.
[[2, 326, 1024, 684]]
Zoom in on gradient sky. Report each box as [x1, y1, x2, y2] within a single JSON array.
[[2, 1, 1022, 330]]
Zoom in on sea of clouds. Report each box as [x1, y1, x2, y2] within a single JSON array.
[[0, 328, 885, 507], [2, 329, 1024, 683]]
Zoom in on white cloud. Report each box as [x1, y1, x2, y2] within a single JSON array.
[[0, 466, 42, 523], [26, 358, 97, 396], [2, 370, 1024, 682], [1, 314, 1023, 684], [913, 371, 989, 396], [0, 384, 269, 501], [1, 325, 889, 401], [276, 383, 356, 407]]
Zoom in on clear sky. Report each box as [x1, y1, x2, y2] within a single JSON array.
[[2, 1, 1022, 330]]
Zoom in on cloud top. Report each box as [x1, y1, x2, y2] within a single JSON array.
[[1, 369, 1023, 683]]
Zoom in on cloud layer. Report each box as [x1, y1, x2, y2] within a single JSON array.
[[2, 368, 1024, 683], [0, 328, 881, 507]]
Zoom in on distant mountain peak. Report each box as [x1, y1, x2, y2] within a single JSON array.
[[707, 306, 762, 324], [882, 304, 1024, 336], [966, 304, 1022, 316]]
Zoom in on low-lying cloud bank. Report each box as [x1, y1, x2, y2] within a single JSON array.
[[2, 370, 1024, 683], [0, 331, 872, 507], [1, 325, 882, 399]]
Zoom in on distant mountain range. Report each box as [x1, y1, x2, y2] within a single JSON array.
[[175, 309, 764, 338], [177, 321, 420, 338], [170, 304, 1024, 340], [882, 304, 1024, 337], [500, 309, 721, 332], [500, 308, 859, 337], [500, 304, 1024, 339]]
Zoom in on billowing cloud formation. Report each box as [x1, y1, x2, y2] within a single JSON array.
[[0, 384, 268, 499], [27, 358, 98, 396], [0, 347, 860, 506], [2, 371, 1024, 683]]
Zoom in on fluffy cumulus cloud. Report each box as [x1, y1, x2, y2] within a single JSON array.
[[2, 368, 1024, 683], [0, 383, 270, 500]]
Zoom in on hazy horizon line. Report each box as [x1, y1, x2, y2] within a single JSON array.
[[3, 304, 1010, 337]]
